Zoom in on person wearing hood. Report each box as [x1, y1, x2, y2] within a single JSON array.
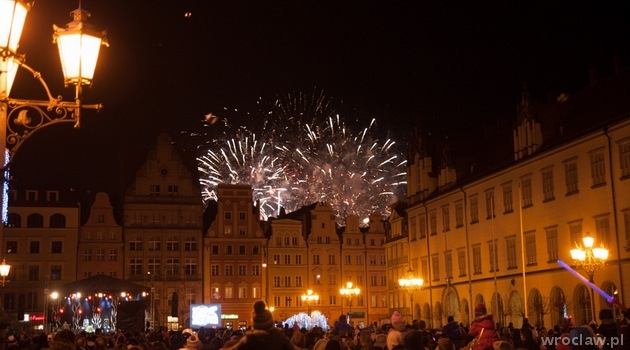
[[387, 311, 406, 350], [467, 303, 499, 350], [224, 300, 294, 350], [332, 315, 354, 338]]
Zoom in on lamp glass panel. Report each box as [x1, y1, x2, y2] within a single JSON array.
[[593, 248, 609, 260], [1, 56, 19, 96], [57, 32, 102, 83], [0, 0, 28, 51], [0, 262, 10, 277], [582, 236, 594, 248], [570, 249, 585, 261]]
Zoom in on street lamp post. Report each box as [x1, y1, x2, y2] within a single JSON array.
[[339, 281, 360, 317], [570, 233, 609, 322], [398, 268, 423, 323], [0, 1, 107, 314], [301, 289, 319, 315]]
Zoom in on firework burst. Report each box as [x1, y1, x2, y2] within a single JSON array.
[[196, 91, 407, 225]]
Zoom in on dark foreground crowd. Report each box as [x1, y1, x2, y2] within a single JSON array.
[[4, 300, 630, 350]]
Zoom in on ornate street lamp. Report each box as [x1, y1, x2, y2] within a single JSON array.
[[1, 0, 108, 155], [301, 289, 319, 315], [339, 281, 360, 316], [398, 268, 423, 322], [0, 1, 107, 293], [570, 232, 608, 321]]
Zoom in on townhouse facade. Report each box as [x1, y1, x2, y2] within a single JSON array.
[[2, 188, 80, 329], [123, 133, 204, 329], [203, 183, 266, 329]]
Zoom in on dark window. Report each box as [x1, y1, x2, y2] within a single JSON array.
[[6, 213, 20, 228], [27, 214, 44, 228], [50, 266, 62, 280], [211, 245, 219, 254], [51, 241, 62, 254], [29, 242, 39, 254], [6, 241, 17, 254], [28, 266, 39, 281], [49, 214, 66, 228]]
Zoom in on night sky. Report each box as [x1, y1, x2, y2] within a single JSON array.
[[7, 0, 629, 200]]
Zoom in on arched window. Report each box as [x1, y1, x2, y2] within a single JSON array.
[[7, 213, 20, 228], [491, 292, 505, 327], [550, 287, 566, 327], [528, 288, 544, 327], [574, 285, 592, 326], [601, 282, 620, 320], [27, 214, 44, 228], [50, 214, 66, 228]]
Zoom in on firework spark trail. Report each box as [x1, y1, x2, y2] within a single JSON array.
[[196, 91, 407, 225]]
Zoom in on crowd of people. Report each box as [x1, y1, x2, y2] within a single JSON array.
[[3, 300, 630, 350]]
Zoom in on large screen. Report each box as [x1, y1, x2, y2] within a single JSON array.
[[190, 304, 221, 328]]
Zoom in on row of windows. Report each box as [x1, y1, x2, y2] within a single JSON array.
[[271, 295, 367, 307], [414, 143, 630, 238], [5, 241, 63, 254], [126, 211, 198, 226], [223, 211, 248, 221], [83, 249, 118, 261], [210, 286, 261, 300], [345, 237, 384, 247], [414, 214, 624, 282], [210, 264, 261, 276], [6, 213, 66, 228], [5, 265, 63, 282], [129, 258, 198, 275], [129, 238, 197, 251], [149, 184, 179, 196], [211, 245, 260, 255]]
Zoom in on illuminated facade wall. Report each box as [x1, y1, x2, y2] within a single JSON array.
[[402, 75, 630, 329]]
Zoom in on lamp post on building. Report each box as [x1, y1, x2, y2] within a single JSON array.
[[570, 232, 609, 322], [398, 268, 423, 323], [301, 289, 319, 316], [339, 281, 360, 317]]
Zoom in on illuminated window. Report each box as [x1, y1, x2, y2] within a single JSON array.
[[442, 205, 450, 231], [525, 231, 537, 265], [564, 158, 579, 195], [545, 228, 558, 263], [542, 167, 555, 202], [521, 175, 533, 207], [470, 196, 479, 224], [457, 248, 466, 277], [590, 148, 606, 186], [472, 245, 481, 274]]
